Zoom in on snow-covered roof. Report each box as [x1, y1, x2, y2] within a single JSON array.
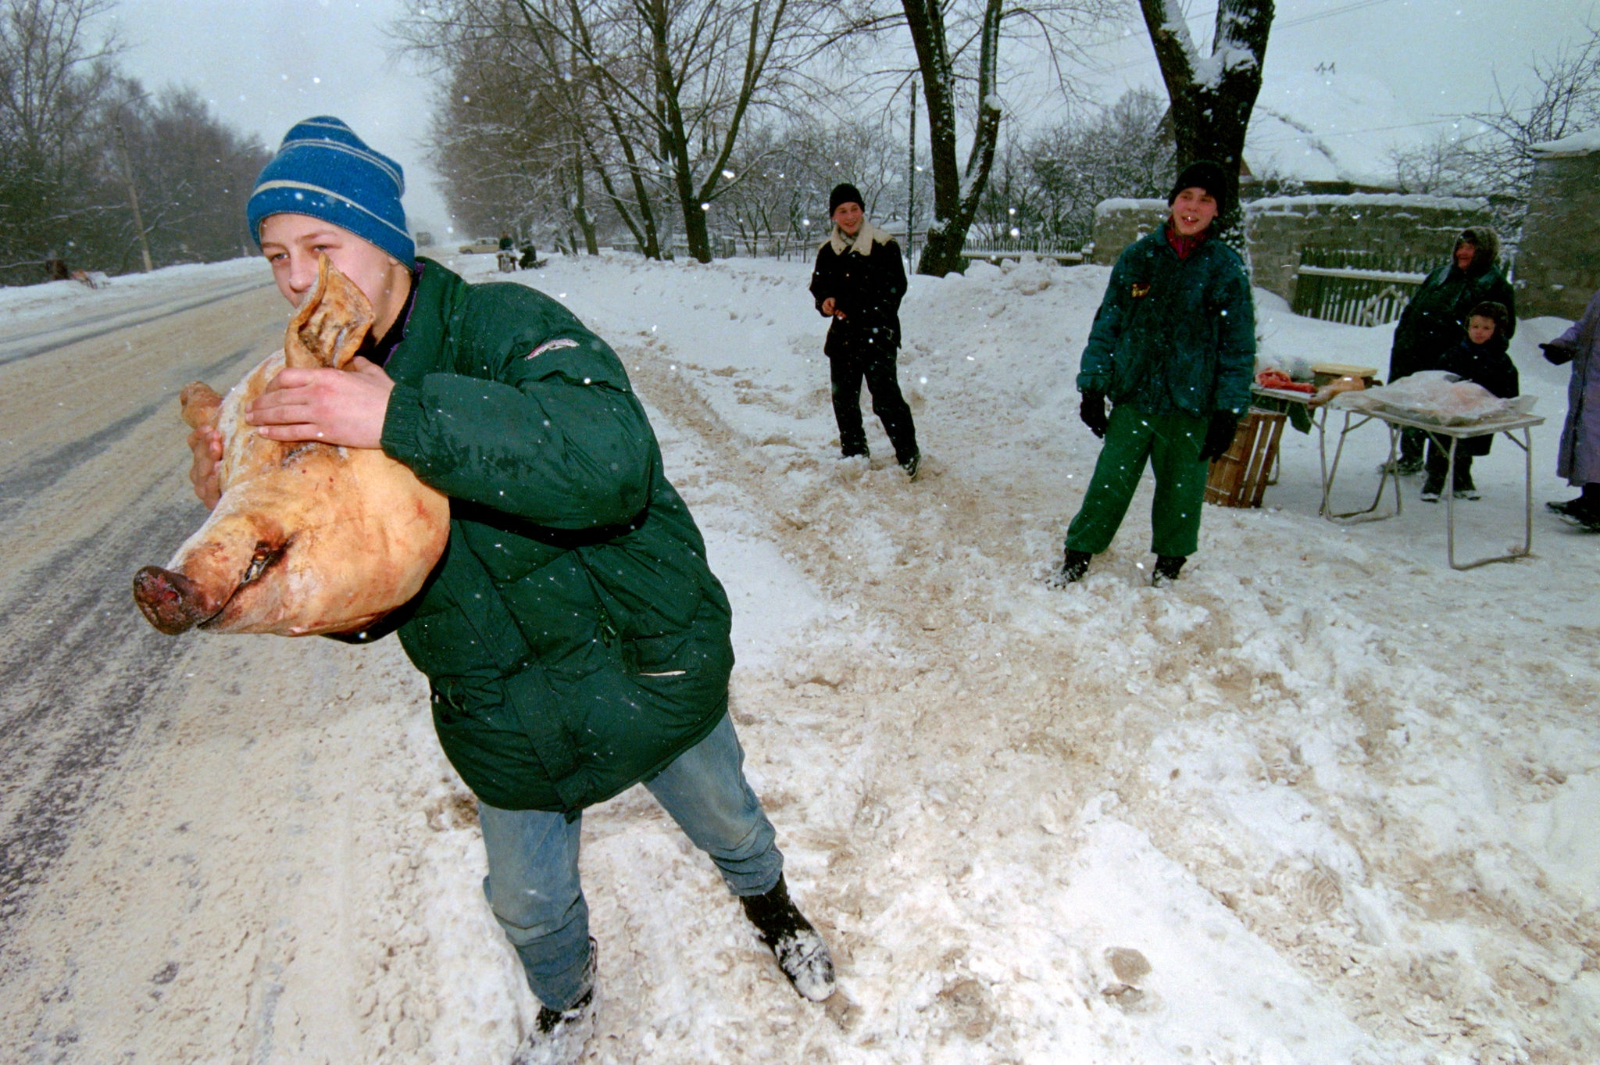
[[1529, 129, 1600, 158], [1246, 193, 1488, 211], [1093, 194, 1485, 216], [1094, 198, 1168, 216]]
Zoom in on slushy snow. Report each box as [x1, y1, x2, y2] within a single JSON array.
[[4, 248, 1596, 1063]]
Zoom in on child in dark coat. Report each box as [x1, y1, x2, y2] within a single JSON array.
[[1423, 300, 1519, 501]]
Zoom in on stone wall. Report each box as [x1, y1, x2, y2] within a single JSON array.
[[1245, 195, 1491, 305], [1517, 152, 1600, 320], [1090, 199, 1171, 265], [1091, 194, 1494, 305]]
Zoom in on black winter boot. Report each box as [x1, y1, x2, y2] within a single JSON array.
[[1553, 483, 1600, 527], [1561, 497, 1600, 531], [1059, 549, 1091, 584], [740, 876, 835, 1002], [1151, 555, 1186, 586], [512, 939, 597, 1065]]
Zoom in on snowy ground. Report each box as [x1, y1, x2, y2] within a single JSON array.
[[3, 250, 1597, 1063]]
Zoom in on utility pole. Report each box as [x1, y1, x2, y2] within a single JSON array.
[[908, 80, 917, 269], [114, 119, 153, 274]]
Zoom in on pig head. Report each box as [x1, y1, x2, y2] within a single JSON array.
[[133, 256, 450, 636]]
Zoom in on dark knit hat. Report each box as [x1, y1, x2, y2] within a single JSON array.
[[246, 116, 414, 264], [829, 183, 864, 215], [1168, 160, 1228, 212]]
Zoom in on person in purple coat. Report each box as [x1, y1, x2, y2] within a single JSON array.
[[1541, 287, 1600, 530]]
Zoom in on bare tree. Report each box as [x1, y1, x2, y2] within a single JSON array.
[[1139, 0, 1274, 237], [713, 118, 907, 255], [901, 0, 999, 275], [0, 0, 265, 283], [397, 1, 616, 252], [510, 0, 826, 262], [1380, 29, 1600, 235], [1465, 27, 1600, 231], [1390, 131, 1483, 196], [98, 81, 271, 272], [0, 0, 116, 279], [397, 0, 821, 262], [829, 0, 1114, 276], [997, 87, 1171, 248]]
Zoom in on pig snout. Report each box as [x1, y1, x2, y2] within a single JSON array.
[[133, 566, 218, 635]]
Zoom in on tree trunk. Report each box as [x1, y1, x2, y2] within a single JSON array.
[[609, 118, 664, 259], [515, 0, 664, 259], [645, 2, 713, 263], [585, 131, 658, 259], [903, 0, 1004, 277], [1140, 0, 1274, 239], [571, 147, 599, 255]]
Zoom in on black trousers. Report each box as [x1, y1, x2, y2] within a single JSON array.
[[1399, 426, 1426, 465], [829, 347, 918, 463], [1424, 439, 1474, 489]]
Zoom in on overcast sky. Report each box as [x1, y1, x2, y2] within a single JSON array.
[[107, 0, 455, 237], [105, 0, 1600, 236]]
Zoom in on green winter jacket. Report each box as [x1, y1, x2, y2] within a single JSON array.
[[1077, 228, 1256, 417], [377, 260, 733, 815]]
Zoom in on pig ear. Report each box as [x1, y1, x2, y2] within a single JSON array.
[[284, 254, 376, 371], [179, 382, 222, 432]]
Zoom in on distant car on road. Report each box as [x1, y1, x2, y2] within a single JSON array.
[[458, 238, 500, 254]]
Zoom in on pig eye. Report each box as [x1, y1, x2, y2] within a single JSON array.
[[241, 541, 286, 585]]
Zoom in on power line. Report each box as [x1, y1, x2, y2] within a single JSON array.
[[1298, 116, 1486, 139], [1089, 0, 1409, 77]]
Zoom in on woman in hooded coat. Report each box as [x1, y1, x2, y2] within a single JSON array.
[[1387, 226, 1517, 470]]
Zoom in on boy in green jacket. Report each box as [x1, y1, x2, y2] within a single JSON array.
[[188, 117, 832, 1064], [1058, 160, 1257, 586]]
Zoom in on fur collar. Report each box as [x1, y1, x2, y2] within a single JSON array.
[[826, 220, 894, 257]]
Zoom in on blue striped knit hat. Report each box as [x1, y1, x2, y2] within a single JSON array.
[[247, 116, 414, 263]]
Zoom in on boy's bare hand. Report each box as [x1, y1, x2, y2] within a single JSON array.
[[246, 356, 394, 448]]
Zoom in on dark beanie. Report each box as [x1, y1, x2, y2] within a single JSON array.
[[1168, 160, 1228, 212], [829, 183, 864, 215], [247, 116, 414, 264]]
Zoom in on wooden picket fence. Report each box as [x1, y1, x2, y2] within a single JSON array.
[[1291, 247, 1433, 327], [960, 236, 1085, 266]]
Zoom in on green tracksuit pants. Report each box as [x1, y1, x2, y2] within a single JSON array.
[[1065, 405, 1210, 558]]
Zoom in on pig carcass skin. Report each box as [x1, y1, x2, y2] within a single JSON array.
[[133, 256, 449, 636]]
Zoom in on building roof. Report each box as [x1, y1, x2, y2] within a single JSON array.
[[1530, 129, 1600, 159]]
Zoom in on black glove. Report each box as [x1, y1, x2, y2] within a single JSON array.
[[1079, 391, 1108, 438], [1198, 411, 1240, 461], [1540, 342, 1575, 366]]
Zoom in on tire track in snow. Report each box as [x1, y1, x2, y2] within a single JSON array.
[[0, 343, 256, 509], [0, 494, 199, 930], [0, 294, 271, 942], [0, 278, 272, 366]]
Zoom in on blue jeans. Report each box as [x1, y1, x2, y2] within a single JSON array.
[[478, 712, 782, 1010]]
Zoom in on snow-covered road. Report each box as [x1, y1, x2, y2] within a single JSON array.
[[0, 252, 1594, 1063]]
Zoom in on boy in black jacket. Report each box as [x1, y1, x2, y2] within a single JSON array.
[[808, 183, 920, 478], [1423, 300, 1519, 501]]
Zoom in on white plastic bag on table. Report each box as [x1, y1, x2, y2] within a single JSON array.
[[1332, 370, 1534, 425]]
